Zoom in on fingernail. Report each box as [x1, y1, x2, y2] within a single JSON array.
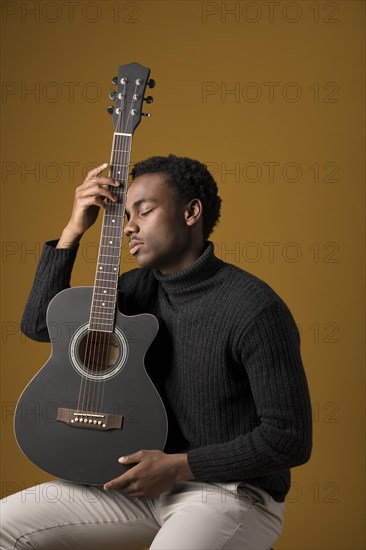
[[118, 456, 125, 462]]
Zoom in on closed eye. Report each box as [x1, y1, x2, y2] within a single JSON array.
[[140, 209, 153, 216]]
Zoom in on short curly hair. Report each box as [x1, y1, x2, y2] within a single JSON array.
[[130, 154, 222, 240]]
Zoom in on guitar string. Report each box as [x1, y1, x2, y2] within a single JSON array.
[[77, 91, 125, 416], [96, 136, 125, 416], [95, 91, 128, 416], [98, 85, 137, 416], [77, 79, 139, 420], [90, 102, 126, 414], [94, 90, 132, 415], [98, 129, 132, 415], [89, 133, 121, 414]]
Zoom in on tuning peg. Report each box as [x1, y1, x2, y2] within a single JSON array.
[[112, 76, 118, 85], [109, 91, 118, 101], [147, 79, 156, 89], [143, 96, 154, 104], [142, 113, 152, 117], [107, 106, 114, 115]]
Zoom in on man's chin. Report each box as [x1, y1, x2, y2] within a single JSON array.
[[133, 251, 155, 269]]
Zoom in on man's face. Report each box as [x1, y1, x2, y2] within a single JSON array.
[[124, 173, 193, 273]]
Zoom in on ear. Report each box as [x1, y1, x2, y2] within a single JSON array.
[[184, 199, 203, 227]]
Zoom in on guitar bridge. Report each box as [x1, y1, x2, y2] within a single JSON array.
[[56, 408, 123, 430]]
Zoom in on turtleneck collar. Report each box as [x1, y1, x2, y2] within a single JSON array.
[[152, 241, 225, 297]]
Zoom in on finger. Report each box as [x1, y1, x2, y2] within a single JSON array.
[[78, 196, 108, 210], [95, 185, 118, 203], [103, 472, 132, 492], [78, 185, 117, 203], [94, 197, 108, 210], [118, 450, 144, 464], [86, 162, 108, 180], [96, 176, 118, 187]]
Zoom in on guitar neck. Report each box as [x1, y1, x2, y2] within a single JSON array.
[[89, 133, 132, 332], [86, 61, 153, 332]]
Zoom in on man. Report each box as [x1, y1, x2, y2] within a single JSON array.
[[1, 155, 312, 549]]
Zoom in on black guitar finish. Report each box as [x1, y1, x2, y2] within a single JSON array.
[[14, 63, 168, 485], [15, 287, 167, 485]]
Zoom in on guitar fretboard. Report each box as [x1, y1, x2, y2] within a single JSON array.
[[89, 133, 132, 332]]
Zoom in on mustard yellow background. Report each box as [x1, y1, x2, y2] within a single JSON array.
[[1, 1, 365, 548]]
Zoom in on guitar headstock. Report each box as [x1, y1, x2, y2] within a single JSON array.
[[107, 62, 155, 135]]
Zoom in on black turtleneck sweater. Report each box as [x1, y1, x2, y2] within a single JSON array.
[[21, 240, 312, 502]]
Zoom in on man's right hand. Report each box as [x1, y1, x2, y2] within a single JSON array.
[[56, 163, 120, 249]]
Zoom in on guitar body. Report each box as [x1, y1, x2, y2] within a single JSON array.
[[14, 286, 168, 485]]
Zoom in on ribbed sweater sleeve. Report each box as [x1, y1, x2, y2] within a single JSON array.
[[187, 300, 312, 481], [21, 240, 79, 342]]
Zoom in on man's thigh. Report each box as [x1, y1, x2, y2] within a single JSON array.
[[151, 481, 285, 550], [0, 480, 159, 550]]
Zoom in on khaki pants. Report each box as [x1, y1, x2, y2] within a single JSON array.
[[0, 480, 285, 549]]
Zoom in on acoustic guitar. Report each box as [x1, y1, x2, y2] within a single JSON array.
[[14, 62, 168, 485]]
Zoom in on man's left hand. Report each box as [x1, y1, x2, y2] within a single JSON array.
[[103, 450, 194, 499]]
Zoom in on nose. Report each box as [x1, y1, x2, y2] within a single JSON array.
[[123, 215, 139, 237]]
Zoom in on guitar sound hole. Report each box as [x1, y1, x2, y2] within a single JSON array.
[[78, 331, 121, 374]]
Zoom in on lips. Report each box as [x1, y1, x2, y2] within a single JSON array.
[[129, 241, 144, 255]]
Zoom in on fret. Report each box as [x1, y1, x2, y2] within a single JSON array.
[[95, 277, 119, 284], [110, 174, 128, 181], [90, 306, 116, 313], [93, 293, 115, 298], [102, 223, 124, 227], [98, 272, 119, 283], [90, 306, 116, 314], [103, 223, 124, 228], [99, 252, 120, 260], [93, 286, 117, 293], [98, 246, 121, 252], [89, 314, 115, 320], [95, 273, 119, 278], [98, 248, 120, 253], [93, 287, 117, 294], [106, 203, 126, 210], [103, 214, 125, 219], [90, 313, 115, 321], [91, 304, 115, 311], [100, 239, 121, 246], [103, 224, 124, 229], [93, 298, 116, 305], [106, 196, 126, 203], [105, 207, 126, 212], [88, 327, 114, 333], [92, 290, 118, 297], [99, 243, 121, 249]]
